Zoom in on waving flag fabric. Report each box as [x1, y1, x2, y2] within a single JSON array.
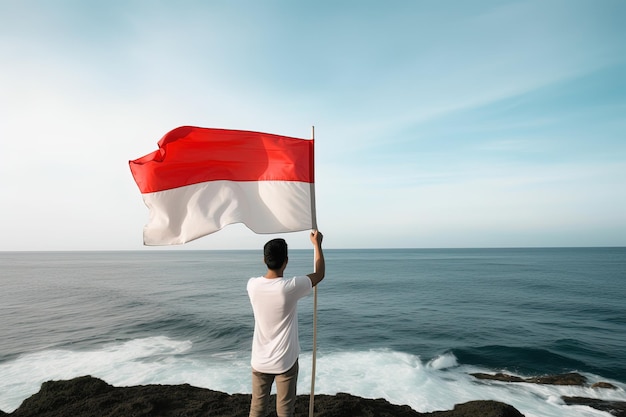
[[129, 126, 316, 245]]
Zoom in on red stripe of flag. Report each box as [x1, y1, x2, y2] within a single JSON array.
[[130, 126, 314, 194]]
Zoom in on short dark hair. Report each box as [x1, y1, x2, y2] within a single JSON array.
[[264, 238, 288, 270]]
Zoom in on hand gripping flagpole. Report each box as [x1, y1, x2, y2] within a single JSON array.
[[309, 126, 318, 417]]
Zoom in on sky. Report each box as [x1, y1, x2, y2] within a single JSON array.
[[1, 0, 625, 251]]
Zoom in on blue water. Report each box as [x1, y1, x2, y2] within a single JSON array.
[[1, 248, 625, 417]]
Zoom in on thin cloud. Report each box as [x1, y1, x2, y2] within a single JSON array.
[[0, 1, 624, 250]]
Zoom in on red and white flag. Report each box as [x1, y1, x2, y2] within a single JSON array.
[[129, 126, 316, 245]]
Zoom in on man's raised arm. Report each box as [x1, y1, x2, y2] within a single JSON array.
[[307, 230, 325, 287]]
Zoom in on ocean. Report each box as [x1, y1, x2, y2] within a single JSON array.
[[1, 248, 625, 417]]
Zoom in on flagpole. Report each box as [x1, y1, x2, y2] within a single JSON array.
[[309, 126, 317, 417]]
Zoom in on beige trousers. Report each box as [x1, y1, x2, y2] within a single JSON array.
[[249, 360, 299, 417]]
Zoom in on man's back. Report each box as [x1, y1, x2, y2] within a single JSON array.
[[247, 275, 311, 373]]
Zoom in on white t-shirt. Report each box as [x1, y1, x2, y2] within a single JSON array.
[[247, 275, 312, 373]]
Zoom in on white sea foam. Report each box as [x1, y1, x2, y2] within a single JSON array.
[[1, 337, 625, 417], [0, 337, 194, 412]]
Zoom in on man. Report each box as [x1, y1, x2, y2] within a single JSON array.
[[247, 230, 325, 417]]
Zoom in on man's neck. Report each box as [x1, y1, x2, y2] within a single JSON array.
[[264, 269, 284, 279]]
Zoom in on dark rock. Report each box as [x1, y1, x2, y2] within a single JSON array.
[[302, 392, 420, 417], [470, 373, 525, 383], [10, 376, 249, 417], [592, 382, 618, 389], [429, 401, 525, 417], [527, 373, 587, 386], [3, 375, 526, 417], [562, 396, 626, 417], [470, 373, 626, 416], [472, 372, 587, 386]]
